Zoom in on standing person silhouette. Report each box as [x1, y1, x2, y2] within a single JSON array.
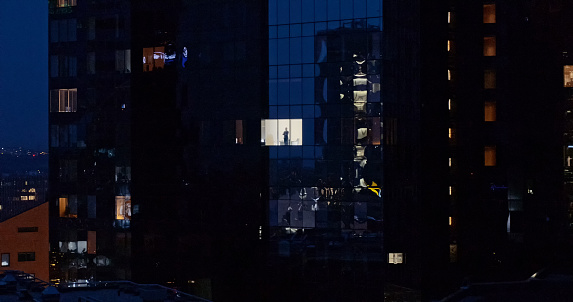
[[283, 127, 289, 145]]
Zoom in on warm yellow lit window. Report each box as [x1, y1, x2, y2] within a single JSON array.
[[564, 65, 573, 87], [20, 196, 28, 201], [485, 146, 497, 166], [483, 4, 496, 23], [449, 186, 453, 195], [448, 11, 451, 24], [449, 216, 452, 225], [448, 99, 451, 110], [449, 158, 452, 167], [485, 101, 496, 121], [58, 0, 77, 7], [484, 70, 496, 89], [449, 128, 453, 138], [448, 69, 451, 80], [115, 196, 131, 220], [59, 197, 77, 218], [448, 40, 451, 51], [484, 37, 496, 56], [50, 88, 77, 112]]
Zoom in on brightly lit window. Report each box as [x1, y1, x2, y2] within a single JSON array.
[[1, 254, 9, 267], [261, 119, 303, 146], [485, 146, 497, 166], [50, 89, 77, 112], [59, 196, 78, 218], [58, 0, 77, 7], [388, 253, 404, 264], [483, 4, 496, 23], [564, 65, 573, 87], [143, 47, 165, 72], [115, 196, 131, 220], [484, 37, 496, 56]]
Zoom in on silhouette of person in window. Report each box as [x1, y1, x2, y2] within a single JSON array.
[[283, 127, 289, 145]]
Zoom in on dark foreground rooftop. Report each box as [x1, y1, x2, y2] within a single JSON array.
[[441, 264, 573, 302], [0, 270, 211, 302]]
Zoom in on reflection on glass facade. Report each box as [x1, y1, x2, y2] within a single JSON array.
[[267, 0, 384, 285]]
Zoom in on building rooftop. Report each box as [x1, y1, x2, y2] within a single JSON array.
[[441, 264, 573, 302], [0, 271, 211, 302]]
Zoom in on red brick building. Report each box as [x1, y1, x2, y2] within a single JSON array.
[[0, 202, 49, 281]]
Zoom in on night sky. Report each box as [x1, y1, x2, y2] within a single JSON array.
[[0, 0, 48, 150]]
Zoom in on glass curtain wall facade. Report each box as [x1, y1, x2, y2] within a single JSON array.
[[267, 0, 384, 298]]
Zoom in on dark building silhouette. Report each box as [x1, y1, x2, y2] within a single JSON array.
[[48, 0, 132, 283], [45, 0, 573, 301]]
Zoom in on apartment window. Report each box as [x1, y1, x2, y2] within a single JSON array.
[[1, 254, 9, 267], [87, 52, 96, 75], [484, 37, 496, 56], [485, 146, 497, 166], [484, 70, 496, 89], [18, 227, 38, 233], [236, 120, 244, 144], [59, 196, 78, 218], [448, 11, 451, 24], [143, 47, 165, 72], [18, 252, 35, 262], [50, 89, 77, 112], [388, 253, 404, 264], [87, 195, 96, 219], [115, 196, 131, 220], [483, 4, 496, 23], [449, 186, 452, 195], [88, 17, 96, 40], [50, 56, 77, 78], [60, 160, 78, 182], [485, 101, 496, 121], [87, 231, 96, 254], [115, 49, 131, 73], [58, 0, 77, 7], [261, 119, 303, 146], [450, 243, 458, 262], [55, 19, 77, 42], [447, 40, 451, 52], [564, 65, 573, 87], [448, 69, 451, 80], [449, 216, 452, 225], [448, 99, 451, 110]]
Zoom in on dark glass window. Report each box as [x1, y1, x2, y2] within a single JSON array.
[[17, 227, 39, 233], [18, 252, 35, 262]]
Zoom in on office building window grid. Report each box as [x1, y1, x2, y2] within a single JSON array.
[[267, 0, 383, 259]]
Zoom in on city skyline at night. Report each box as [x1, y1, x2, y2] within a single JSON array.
[[3, 1, 573, 301]]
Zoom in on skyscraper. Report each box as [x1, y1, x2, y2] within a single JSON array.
[[48, 0, 132, 283]]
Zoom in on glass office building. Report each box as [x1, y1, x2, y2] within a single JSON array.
[[266, 1, 385, 298]]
